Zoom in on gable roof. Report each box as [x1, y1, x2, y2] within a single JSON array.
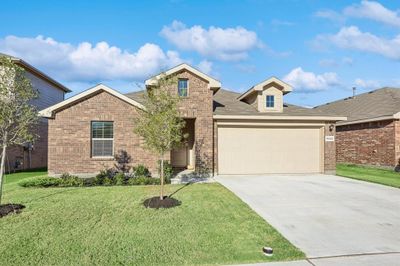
[[213, 89, 345, 121], [314, 87, 400, 125], [238, 76, 293, 101], [123, 88, 345, 121], [144, 63, 221, 91], [0, 53, 71, 93], [40, 84, 144, 118]]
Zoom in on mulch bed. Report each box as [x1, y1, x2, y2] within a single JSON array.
[[143, 196, 181, 209], [0, 204, 25, 218]]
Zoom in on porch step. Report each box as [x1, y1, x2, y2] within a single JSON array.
[[171, 169, 215, 185]]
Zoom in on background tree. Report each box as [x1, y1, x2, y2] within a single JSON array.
[[0, 56, 39, 204], [134, 74, 185, 200]]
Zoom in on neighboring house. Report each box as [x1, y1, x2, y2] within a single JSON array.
[[315, 88, 400, 168], [40, 64, 345, 177], [2, 54, 70, 172]]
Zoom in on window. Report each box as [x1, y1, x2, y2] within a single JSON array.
[[266, 95, 275, 108], [178, 79, 188, 97], [91, 121, 113, 157]]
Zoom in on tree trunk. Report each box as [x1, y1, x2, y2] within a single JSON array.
[[160, 155, 164, 200], [0, 133, 8, 205]]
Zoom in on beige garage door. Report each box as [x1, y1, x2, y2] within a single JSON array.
[[218, 126, 322, 174]]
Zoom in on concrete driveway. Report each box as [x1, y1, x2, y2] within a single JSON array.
[[216, 174, 400, 262]]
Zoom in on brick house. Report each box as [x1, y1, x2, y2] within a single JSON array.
[[315, 87, 400, 168], [2, 54, 70, 172], [40, 64, 345, 177]]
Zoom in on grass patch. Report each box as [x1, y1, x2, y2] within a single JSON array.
[[0, 170, 304, 265], [337, 164, 400, 188]]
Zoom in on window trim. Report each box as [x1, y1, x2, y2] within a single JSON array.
[[91, 121, 114, 158], [178, 78, 189, 97], [266, 95, 275, 108]]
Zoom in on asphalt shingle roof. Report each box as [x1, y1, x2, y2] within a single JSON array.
[[125, 88, 334, 117], [314, 87, 400, 123]]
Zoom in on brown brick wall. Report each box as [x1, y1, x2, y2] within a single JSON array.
[[394, 120, 400, 167], [336, 120, 397, 167], [48, 70, 214, 176], [163, 71, 214, 173], [48, 91, 160, 176], [324, 123, 336, 174]]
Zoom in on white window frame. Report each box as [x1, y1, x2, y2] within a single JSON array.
[[266, 95, 275, 108], [91, 121, 114, 158], [178, 78, 189, 97]]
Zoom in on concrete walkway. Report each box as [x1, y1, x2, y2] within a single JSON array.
[[216, 174, 400, 265], [236, 253, 400, 266]]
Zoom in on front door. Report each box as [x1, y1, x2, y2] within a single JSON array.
[[171, 146, 188, 167]]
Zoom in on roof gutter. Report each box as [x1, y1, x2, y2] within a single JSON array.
[[213, 115, 347, 121], [338, 113, 400, 126]]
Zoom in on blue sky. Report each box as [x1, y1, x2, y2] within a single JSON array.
[[1, 0, 400, 107]]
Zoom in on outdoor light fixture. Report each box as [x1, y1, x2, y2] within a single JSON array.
[[329, 124, 335, 132]]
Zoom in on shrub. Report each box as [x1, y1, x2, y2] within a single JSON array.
[[93, 169, 115, 185], [114, 150, 132, 173], [114, 173, 126, 186], [19, 177, 62, 187], [103, 177, 114, 186], [127, 176, 160, 186], [132, 165, 151, 177], [59, 173, 85, 187]]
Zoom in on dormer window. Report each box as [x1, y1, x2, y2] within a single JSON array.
[[178, 79, 188, 97], [266, 95, 275, 108]]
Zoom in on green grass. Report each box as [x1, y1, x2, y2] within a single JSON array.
[[337, 164, 400, 188], [0, 170, 304, 266]]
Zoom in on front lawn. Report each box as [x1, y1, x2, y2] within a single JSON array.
[[0, 170, 304, 265], [337, 164, 400, 188]]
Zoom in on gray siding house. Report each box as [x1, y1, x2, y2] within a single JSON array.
[[2, 54, 70, 172]]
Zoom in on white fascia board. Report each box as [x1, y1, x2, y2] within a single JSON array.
[[213, 115, 347, 121], [39, 84, 145, 118]]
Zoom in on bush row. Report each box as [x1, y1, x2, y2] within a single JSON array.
[[19, 163, 172, 188]]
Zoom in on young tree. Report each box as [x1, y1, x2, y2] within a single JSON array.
[[134, 74, 185, 200], [0, 56, 39, 204]]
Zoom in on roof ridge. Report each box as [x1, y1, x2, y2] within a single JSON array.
[[314, 87, 400, 108]]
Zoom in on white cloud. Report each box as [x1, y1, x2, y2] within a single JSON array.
[[316, 1, 400, 27], [196, 60, 213, 74], [314, 10, 346, 24], [315, 26, 400, 60], [0, 35, 183, 82], [354, 78, 381, 89], [160, 20, 262, 61], [344, 0, 400, 27], [283, 67, 340, 92]]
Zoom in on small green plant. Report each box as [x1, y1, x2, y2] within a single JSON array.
[[103, 177, 114, 186], [19, 177, 62, 187], [94, 169, 114, 185], [132, 164, 151, 177], [127, 176, 160, 186], [114, 173, 126, 185], [59, 173, 84, 187]]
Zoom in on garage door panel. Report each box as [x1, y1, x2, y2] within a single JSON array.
[[218, 126, 322, 174]]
